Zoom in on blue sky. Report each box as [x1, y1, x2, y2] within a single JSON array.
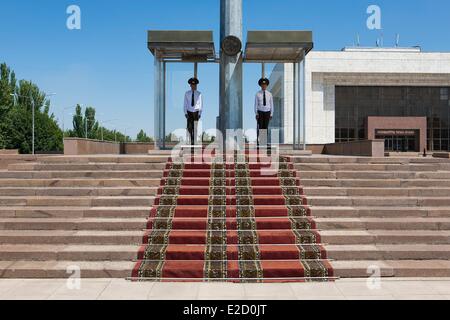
[[1, 0, 450, 138]]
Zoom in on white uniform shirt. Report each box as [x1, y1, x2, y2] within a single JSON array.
[[254, 90, 274, 116], [184, 90, 203, 116]]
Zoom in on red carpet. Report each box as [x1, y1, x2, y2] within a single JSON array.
[[132, 154, 334, 282]]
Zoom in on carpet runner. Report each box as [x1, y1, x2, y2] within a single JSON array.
[[132, 153, 334, 282]]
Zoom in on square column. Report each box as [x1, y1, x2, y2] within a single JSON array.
[[219, 0, 243, 143], [154, 51, 166, 150], [293, 55, 306, 150]]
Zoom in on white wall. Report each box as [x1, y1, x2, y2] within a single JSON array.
[[283, 64, 294, 144], [268, 63, 294, 144]]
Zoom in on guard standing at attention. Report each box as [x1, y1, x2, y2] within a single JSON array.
[[254, 78, 273, 147], [184, 78, 203, 146]]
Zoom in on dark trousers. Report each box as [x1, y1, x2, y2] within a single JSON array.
[[186, 111, 200, 146], [257, 111, 271, 146]]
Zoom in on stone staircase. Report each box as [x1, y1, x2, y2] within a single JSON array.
[[1, 153, 450, 279], [294, 156, 450, 278], [0, 154, 169, 278]]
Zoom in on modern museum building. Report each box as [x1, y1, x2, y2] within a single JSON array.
[[269, 47, 450, 153]]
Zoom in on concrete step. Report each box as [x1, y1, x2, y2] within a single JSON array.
[[300, 179, 450, 188], [6, 217, 447, 232], [0, 260, 134, 278], [0, 196, 155, 207], [310, 206, 450, 218], [326, 244, 450, 261], [0, 178, 162, 187], [321, 230, 450, 245], [291, 156, 449, 165], [295, 163, 445, 172], [0, 244, 139, 261], [0, 244, 318, 262], [304, 187, 450, 197], [0, 229, 448, 245], [2, 206, 449, 219], [307, 196, 450, 207], [0, 218, 147, 230], [3, 217, 447, 232], [315, 217, 450, 230], [37, 156, 169, 164], [0, 187, 158, 196], [331, 260, 450, 278], [0, 259, 449, 279], [0, 207, 152, 218], [0, 171, 164, 179], [0, 230, 144, 245], [7, 163, 167, 171], [1, 244, 450, 262], [297, 171, 450, 180]]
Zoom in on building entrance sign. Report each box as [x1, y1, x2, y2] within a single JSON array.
[[375, 129, 420, 152], [376, 129, 418, 137], [367, 117, 427, 153]]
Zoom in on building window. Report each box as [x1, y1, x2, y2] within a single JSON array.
[[441, 88, 449, 101], [335, 86, 450, 152]]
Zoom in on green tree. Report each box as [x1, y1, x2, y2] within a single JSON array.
[[0, 63, 16, 120], [136, 129, 153, 143], [97, 127, 130, 143], [66, 105, 130, 143], [70, 105, 100, 139], [0, 65, 63, 153], [72, 104, 84, 138], [84, 107, 99, 139]]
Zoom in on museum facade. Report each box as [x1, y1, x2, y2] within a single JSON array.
[[269, 47, 450, 152]]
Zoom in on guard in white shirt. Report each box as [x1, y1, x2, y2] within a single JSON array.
[[184, 78, 203, 145], [254, 78, 273, 146]]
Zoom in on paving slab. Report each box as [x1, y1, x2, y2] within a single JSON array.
[[0, 278, 447, 300]]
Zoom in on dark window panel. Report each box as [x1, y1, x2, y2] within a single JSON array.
[[348, 129, 356, 139], [433, 140, 441, 151], [433, 129, 441, 139], [359, 129, 365, 139], [441, 140, 449, 151]]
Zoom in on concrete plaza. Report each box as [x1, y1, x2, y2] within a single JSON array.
[[1, 278, 450, 300]]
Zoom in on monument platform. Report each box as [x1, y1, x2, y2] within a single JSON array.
[[0, 151, 450, 280]]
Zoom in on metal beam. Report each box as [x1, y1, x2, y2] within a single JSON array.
[[293, 62, 298, 149], [163, 61, 167, 150], [300, 57, 306, 151], [154, 51, 163, 149], [148, 30, 215, 61], [219, 0, 243, 146], [245, 31, 313, 62], [160, 58, 218, 63]]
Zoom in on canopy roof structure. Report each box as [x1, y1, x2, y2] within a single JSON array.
[[244, 31, 313, 62], [147, 30, 216, 61], [148, 27, 313, 150]]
